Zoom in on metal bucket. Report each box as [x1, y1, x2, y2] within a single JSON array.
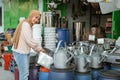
[[99, 70, 120, 80], [75, 71, 91, 80], [48, 65, 74, 80]]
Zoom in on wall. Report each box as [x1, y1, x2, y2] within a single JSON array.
[[0, 0, 4, 33], [112, 10, 120, 39], [4, 0, 38, 31]]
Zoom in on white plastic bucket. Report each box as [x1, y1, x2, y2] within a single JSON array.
[[37, 52, 53, 69]]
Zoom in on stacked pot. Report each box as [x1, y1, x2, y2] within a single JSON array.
[[44, 27, 56, 51], [30, 24, 42, 53]]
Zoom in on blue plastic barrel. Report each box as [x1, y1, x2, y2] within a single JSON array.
[[56, 28, 69, 47], [39, 72, 48, 80], [111, 64, 120, 71], [75, 71, 91, 80], [99, 70, 120, 80], [48, 66, 74, 80], [91, 68, 103, 80], [28, 66, 39, 80], [102, 62, 111, 70]]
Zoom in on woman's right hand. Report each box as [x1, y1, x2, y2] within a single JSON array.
[[36, 47, 46, 54], [40, 48, 46, 53]]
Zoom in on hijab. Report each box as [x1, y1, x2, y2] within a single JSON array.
[[13, 10, 41, 49]]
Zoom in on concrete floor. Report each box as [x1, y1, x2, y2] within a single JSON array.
[[0, 58, 14, 80]]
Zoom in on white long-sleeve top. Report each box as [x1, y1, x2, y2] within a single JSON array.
[[12, 22, 42, 54]]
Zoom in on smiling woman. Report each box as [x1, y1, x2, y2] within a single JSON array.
[[12, 10, 46, 80]]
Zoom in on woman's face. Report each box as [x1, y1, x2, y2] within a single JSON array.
[[32, 14, 41, 24]]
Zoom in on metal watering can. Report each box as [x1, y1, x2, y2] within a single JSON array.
[[89, 44, 106, 68], [53, 40, 74, 69], [75, 53, 91, 72], [74, 42, 91, 72]]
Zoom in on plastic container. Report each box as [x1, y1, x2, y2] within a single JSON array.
[[40, 66, 50, 72], [3, 53, 12, 70]]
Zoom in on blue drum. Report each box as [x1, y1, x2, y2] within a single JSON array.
[[111, 64, 120, 71], [91, 68, 103, 80], [28, 66, 39, 80], [75, 71, 91, 80], [102, 62, 111, 70], [56, 28, 69, 47], [39, 72, 49, 80], [99, 70, 120, 80], [48, 66, 74, 80]]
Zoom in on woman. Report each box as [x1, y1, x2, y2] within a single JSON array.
[[12, 10, 45, 80]]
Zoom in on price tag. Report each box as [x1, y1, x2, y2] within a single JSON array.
[[89, 35, 95, 41], [97, 38, 104, 44]]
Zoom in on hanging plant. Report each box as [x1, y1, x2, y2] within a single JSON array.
[[61, 17, 67, 23]]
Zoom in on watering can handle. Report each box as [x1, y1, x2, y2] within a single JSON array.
[[99, 55, 107, 64], [65, 50, 74, 63], [109, 47, 117, 54], [55, 40, 67, 53], [89, 44, 95, 56]]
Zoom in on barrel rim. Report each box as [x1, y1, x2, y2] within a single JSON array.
[[50, 65, 74, 72], [99, 70, 120, 79]]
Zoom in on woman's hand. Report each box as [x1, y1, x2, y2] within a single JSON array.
[[36, 47, 46, 54], [40, 48, 46, 53]]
